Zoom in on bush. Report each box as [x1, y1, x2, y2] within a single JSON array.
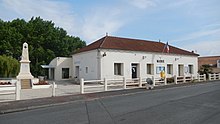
[[167, 77, 174, 83], [0, 55, 19, 78]]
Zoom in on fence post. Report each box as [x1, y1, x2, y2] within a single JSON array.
[[209, 74, 211, 80], [164, 76, 167, 85], [183, 75, 186, 83], [198, 74, 200, 82], [52, 82, 56, 97], [203, 74, 206, 81], [152, 76, 155, 86], [80, 78, 84, 94], [214, 74, 216, 80], [174, 75, 177, 84], [219, 73, 220, 80], [139, 77, 142, 87], [104, 78, 107, 91], [190, 75, 193, 82], [123, 77, 126, 89], [15, 80, 21, 100]]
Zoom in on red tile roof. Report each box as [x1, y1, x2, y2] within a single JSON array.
[[75, 36, 199, 56]]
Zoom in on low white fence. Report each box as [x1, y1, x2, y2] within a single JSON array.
[[80, 73, 219, 94], [80, 76, 170, 94], [197, 74, 206, 82], [80, 77, 147, 94], [153, 77, 166, 86], [209, 73, 220, 80], [173, 75, 193, 84], [0, 81, 20, 100], [0, 80, 57, 101]]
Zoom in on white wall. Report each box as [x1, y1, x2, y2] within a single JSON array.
[[49, 57, 73, 80], [72, 49, 198, 80], [100, 49, 198, 79], [72, 50, 100, 80]]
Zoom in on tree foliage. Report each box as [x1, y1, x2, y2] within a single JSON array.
[[198, 64, 213, 78], [0, 55, 19, 78], [0, 17, 86, 77]]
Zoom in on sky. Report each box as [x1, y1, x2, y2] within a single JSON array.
[[0, 0, 220, 56]]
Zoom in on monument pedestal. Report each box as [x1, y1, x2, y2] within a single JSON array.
[[17, 42, 34, 89]]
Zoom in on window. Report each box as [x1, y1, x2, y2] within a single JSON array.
[[156, 66, 165, 74], [147, 64, 154, 75], [167, 64, 173, 74], [62, 68, 69, 79], [86, 67, 88, 73], [188, 65, 193, 74], [217, 60, 220, 68], [114, 63, 123, 75], [178, 65, 184, 76]]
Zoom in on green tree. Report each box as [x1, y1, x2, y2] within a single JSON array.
[[0, 17, 86, 77], [0, 55, 19, 78]]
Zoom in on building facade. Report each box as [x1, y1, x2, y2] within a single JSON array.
[[198, 56, 220, 73], [42, 57, 72, 80], [72, 36, 199, 80]]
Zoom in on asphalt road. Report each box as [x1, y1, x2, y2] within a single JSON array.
[[0, 81, 220, 124]]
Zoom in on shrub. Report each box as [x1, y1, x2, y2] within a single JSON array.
[[167, 77, 174, 83]]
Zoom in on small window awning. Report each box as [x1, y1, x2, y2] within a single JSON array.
[[41, 65, 55, 69]]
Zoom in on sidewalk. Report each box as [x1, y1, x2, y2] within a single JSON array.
[[0, 80, 214, 114], [0, 80, 80, 102], [0, 88, 145, 114]]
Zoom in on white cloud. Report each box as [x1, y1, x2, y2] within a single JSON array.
[[0, 0, 128, 43], [172, 23, 220, 43], [80, 8, 125, 43], [167, 0, 194, 8], [183, 40, 220, 56], [1, 0, 77, 36], [128, 0, 157, 9], [171, 23, 220, 56]]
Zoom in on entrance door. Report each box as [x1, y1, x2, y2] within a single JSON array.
[[75, 66, 80, 78], [62, 68, 69, 79], [132, 64, 138, 78], [178, 65, 184, 76], [50, 68, 54, 80]]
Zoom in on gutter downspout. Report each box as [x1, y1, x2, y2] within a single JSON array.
[[97, 49, 102, 80]]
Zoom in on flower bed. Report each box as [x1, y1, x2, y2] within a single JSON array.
[[0, 82, 12, 85], [32, 81, 55, 89], [33, 81, 49, 85]]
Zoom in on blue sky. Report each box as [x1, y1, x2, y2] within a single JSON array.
[[0, 0, 220, 56]]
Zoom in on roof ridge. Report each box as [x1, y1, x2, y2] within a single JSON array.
[[108, 35, 158, 43], [199, 56, 220, 58], [99, 35, 108, 48]]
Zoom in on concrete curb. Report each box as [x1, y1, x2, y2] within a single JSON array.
[[0, 100, 84, 114]]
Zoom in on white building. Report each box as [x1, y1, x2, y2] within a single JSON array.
[[72, 36, 198, 81], [46, 36, 199, 81], [42, 57, 72, 80]]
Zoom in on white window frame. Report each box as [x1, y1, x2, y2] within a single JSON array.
[[167, 64, 173, 74], [114, 63, 123, 76], [147, 64, 154, 75], [188, 65, 193, 74]]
